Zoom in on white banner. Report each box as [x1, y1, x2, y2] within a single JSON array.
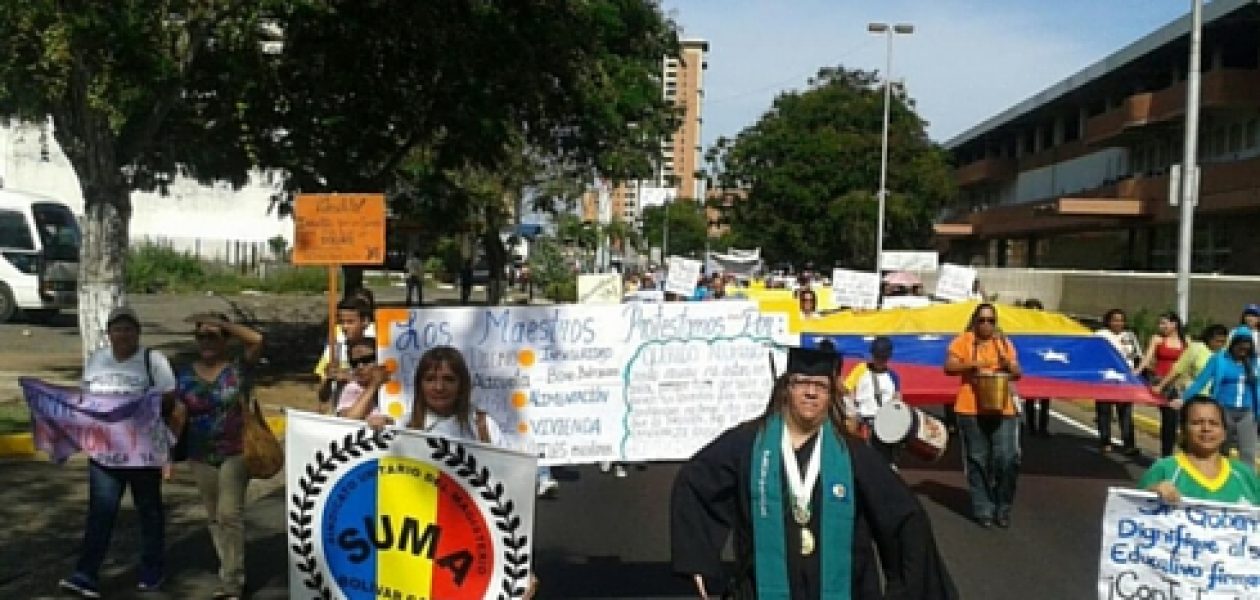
[[831, 268, 881, 310], [285, 410, 537, 600], [1098, 488, 1260, 600], [664, 256, 703, 298], [577, 273, 622, 304], [881, 250, 939, 272], [935, 263, 978, 302], [375, 302, 792, 465]]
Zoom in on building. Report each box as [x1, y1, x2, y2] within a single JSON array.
[[938, 0, 1260, 274], [583, 38, 709, 227]]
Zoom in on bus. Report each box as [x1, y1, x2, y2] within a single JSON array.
[[0, 189, 80, 322]]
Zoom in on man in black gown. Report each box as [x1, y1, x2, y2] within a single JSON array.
[[671, 346, 957, 599]]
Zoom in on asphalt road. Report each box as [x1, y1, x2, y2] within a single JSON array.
[[2, 404, 1151, 599]]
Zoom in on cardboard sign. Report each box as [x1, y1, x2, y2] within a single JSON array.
[[577, 274, 623, 304], [935, 263, 978, 302], [664, 256, 703, 298], [1097, 488, 1260, 599], [292, 193, 387, 265], [831, 268, 881, 310], [881, 250, 939, 272], [286, 411, 536, 600]]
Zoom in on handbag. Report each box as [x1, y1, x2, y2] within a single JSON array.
[[242, 397, 284, 479]]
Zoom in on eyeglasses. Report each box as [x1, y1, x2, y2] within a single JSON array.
[[349, 355, 378, 368], [788, 377, 831, 392], [975, 317, 996, 324]]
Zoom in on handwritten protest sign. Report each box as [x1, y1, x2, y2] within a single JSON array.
[[21, 377, 170, 467], [374, 302, 793, 465], [1098, 488, 1260, 599], [881, 250, 938, 272], [831, 268, 881, 309], [292, 193, 386, 265], [577, 273, 623, 304], [286, 411, 536, 600], [935, 263, 978, 302], [664, 256, 703, 298]]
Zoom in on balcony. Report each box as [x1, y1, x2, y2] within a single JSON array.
[[1084, 69, 1260, 146], [955, 157, 1017, 188]]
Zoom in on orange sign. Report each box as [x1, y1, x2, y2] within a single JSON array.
[[292, 193, 386, 265]]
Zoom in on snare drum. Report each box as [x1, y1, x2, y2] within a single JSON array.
[[872, 400, 948, 462], [971, 372, 1011, 412]]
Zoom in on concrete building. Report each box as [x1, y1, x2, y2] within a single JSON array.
[[0, 120, 291, 265], [938, 0, 1260, 274]]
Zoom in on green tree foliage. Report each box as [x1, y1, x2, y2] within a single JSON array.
[[641, 202, 709, 260], [710, 67, 955, 270]]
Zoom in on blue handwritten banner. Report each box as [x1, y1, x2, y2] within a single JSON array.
[[21, 377, 172, 467], [1099, 488, 1260, 599]]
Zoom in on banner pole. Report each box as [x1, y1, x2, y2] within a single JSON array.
[[327, 265, 339, 415]]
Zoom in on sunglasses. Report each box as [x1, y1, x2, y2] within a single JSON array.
[[349, 355, 378, 368], [194, 331, 224, 341]]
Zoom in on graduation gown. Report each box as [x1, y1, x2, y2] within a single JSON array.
[[671, 420, 958, 599]]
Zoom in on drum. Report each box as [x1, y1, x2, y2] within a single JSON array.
[[972, 372, 1011, 412], [872, 400, 948, 462]]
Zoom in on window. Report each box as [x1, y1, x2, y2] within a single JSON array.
[[0, 210, 35, 251], [32, 203, 80, 261]]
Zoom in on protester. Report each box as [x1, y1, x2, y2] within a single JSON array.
[[944, 303, 1023, 528], [671, 346, 958, 598], [1137, 312, 1187, 457], [1155, 324, 1228, 398], [1094, 308, 1141, 455], [797, 288, 818, 318], [315, 297, 374, 412], [1021, 299, 1051, 437], [334, 337, 388, 420], [1139, 397, 1260, 504], [404, 251, 425, 306], [366, 346, 503, 444], [460, 260, 475, 305], [1239, 304, 1260, 347], [175, 312, 263, 600], [1182, 326, 1260, 473], [842, 336, 901, 463], [59, 306, 178, 598]]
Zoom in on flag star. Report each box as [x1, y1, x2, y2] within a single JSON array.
[[1038, 349, 1069, 364], [1100, 369, 1128, 383]]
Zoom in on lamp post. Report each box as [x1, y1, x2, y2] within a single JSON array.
[[1175, 0, 1202, 322], [868, 22, 913, 276]]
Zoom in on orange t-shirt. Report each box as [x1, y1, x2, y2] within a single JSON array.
[[947, 331, 1019, 416]]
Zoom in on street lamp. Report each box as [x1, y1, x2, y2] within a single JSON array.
[[1175, 0, 1202, 322], [868, 22, 913, 275]]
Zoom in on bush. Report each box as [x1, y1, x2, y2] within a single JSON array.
[[127, 243, 327, 295], [127, 243, 205, 293], [545, 281, 577, 303]]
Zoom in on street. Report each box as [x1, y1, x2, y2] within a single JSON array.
[[1, 402, 1152, 599]]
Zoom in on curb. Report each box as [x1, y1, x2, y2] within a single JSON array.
[[0, 415, 287, 459]]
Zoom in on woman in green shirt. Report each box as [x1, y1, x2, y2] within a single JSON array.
[[1139, 397, 1260, 504], [1153, 323, 1229, 401]]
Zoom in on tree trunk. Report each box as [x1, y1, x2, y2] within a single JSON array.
[[77, 185, 131, 360], [342, 265, 364, 299], [483, 228, 508, 306]]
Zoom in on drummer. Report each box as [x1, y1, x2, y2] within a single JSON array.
[[944, 303, 1023, 529], [843, 336, 902, 463]]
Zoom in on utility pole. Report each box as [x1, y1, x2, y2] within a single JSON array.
[[1175, 0, 1202, 322]]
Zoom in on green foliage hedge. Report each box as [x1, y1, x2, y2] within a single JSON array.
[[126, 243, 327, 294]]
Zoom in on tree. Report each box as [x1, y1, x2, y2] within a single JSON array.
[[641, 201, 709, 260], [0, 2, 286, 354], [710, 67, 954, 270]]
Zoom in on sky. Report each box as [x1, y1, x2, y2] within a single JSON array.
[[660, 0, 1195, 149]]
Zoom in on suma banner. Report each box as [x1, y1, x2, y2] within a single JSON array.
[[21, 377, 171, 467], [286, 410, 537, 600]]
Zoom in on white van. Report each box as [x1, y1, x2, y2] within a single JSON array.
[[0, 189, 79, 322]]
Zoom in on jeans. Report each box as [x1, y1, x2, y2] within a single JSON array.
[[405, 276, 423, 305], [191, 456, 250, 594], [1023, 399, 1049, 433], [1096, 402, 1135, 449], [1223, 408, 1258, 473], [958, 415, 1020, 520], [75, 461, 165, 581]]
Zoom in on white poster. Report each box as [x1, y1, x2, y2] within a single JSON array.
[[1097, 488, 1260, 600], [285, 410, 537, 600], [664, 256, 703, 298], [881, 250, 939, 272], [830, 268, 881, 310], [577, 273, 623, 304], [375, 302, 792, 465], [881, 295, 932, 309], [935, 263, 978, 302]]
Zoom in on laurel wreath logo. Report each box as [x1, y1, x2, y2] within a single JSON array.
[[288, 427, 530, 600]]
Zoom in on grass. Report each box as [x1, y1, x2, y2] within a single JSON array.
[[127, 243, 328, 295], [0, 402, 30, 436]]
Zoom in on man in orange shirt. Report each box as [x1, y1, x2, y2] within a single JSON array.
[[944, 303, 1023, 529]]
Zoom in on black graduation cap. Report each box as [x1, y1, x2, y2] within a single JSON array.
[[786, 345, 841, 376]]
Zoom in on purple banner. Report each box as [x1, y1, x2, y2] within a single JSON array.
[[21, 377, 172, 467]]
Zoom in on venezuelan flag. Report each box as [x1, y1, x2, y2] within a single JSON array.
[[797, 301, 1159, 405]]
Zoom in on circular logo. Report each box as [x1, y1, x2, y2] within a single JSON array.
[[320, 457, 494, 599]]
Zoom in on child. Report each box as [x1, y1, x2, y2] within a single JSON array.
[[316, 296, 375, 411], [843, 336, 902, 463], [335, 337, 388, 419]]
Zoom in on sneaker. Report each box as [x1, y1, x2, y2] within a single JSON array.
[[58, 574, 101, 599], [613, 464, 628, 478], [536, 478, 559, 498], [137, 566, 165, 592], [598, 461, 612, 473]]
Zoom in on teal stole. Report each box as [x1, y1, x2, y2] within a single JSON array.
[[749, 414, 855, 599]]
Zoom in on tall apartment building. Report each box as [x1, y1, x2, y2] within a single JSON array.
[[937, 0, 1260, 274], [583, 38, 709, 228]]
